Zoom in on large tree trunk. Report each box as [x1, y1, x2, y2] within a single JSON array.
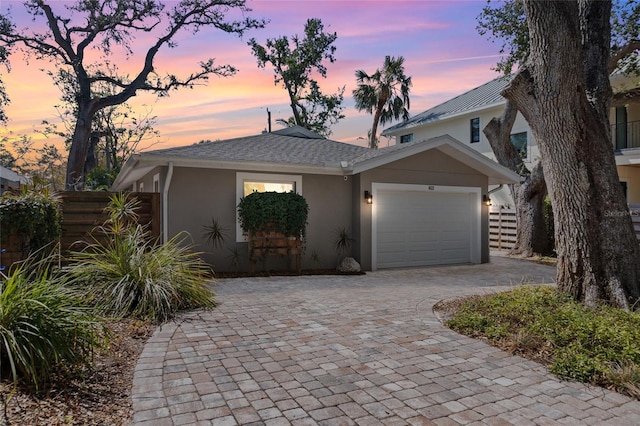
[[483, 100, 550, 257], [512, 163, 548, 256], [505, 0, 640, 309], [370, 94, 387, 149], [65, 105, 94, 190]]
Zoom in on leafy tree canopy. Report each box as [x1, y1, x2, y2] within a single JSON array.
[[477, 0, 640, 76], [248, 18, 345, 137], [353, 55, 412, 149]]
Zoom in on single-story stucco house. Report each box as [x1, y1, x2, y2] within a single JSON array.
[[111, 126, 519, 273]]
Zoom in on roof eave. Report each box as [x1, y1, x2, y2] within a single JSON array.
[[111, 154, 348, 191], [381, 100, 507, 137], [353, 135, 520, 185]]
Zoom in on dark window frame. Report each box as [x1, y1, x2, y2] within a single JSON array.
[[470, 117, 480, 143], [400, 133, 414, 144], [510, 131, 528, 159]]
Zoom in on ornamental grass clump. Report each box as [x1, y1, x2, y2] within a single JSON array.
[[0, 255, 104, 391], [69, 194, 216, 323]]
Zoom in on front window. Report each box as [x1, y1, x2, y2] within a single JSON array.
[[243, 181, 295, 196], [400, 133, 414, 144], [470, 118, 480, 143], [510, 132, 528, 159], [236, 172, 302, 241]]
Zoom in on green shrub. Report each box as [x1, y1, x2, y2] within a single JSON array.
[[447, 286, 640, 396], [237, 191, 308, 237], [69, 194, 216, 323], [0, 188, 61, 253], [0, 255, 104, 391]]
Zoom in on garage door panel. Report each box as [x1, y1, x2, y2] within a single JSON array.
[[376, 188, 476, 269], [408, 231, 439, 242]]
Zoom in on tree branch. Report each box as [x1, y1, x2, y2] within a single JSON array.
[[483, 99, 527, 175], [609, 39, 640, 74]]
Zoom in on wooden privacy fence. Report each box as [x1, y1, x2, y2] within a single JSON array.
[[489, 207, 517, 250], [59, 191, 160, 253], [490, 205, 640, 251]]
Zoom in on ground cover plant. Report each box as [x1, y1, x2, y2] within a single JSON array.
[[439, 285, 640, 399]]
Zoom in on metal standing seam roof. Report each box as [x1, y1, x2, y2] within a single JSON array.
[[382, 74, 513, 135]]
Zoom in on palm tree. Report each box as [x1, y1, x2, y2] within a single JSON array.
[[353, 56, 412, 149]]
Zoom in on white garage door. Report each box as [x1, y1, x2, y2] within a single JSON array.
[[374, 186, 480, 269]]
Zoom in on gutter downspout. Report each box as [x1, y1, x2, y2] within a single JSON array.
[[488, 184, 504, 196], [162, 162, 174, 244]]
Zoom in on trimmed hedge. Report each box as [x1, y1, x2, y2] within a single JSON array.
[[237, 192, 308, 237], [0, 192, 61, 252]]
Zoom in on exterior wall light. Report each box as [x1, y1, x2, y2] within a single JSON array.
[[483, 194, 492, 206], [364, 190, 373, 204]]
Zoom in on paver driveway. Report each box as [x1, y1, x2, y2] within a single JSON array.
[[131, 256, 640, 425]]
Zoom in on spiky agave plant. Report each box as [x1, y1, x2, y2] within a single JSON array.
[[0, 254, 104, 391]]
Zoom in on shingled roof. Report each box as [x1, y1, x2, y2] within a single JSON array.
[[145, 127, 368, 168], [112, 126, 521, 190], [382, 75, 513, 136]]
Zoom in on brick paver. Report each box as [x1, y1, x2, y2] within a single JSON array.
[[131, 255, 640, 425]]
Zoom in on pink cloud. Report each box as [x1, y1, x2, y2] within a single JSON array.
[[2, 0, 505, 152]]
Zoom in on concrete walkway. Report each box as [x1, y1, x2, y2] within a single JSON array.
[[131, 257, 640, 425]]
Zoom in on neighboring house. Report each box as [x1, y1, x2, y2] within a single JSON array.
[[112, 126, 519, 272], [382, 74, 640, 207], [0, 165, 29, 195]]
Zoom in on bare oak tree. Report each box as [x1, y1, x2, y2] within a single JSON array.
[[0, 0, 265, 189], [505, 0, 640, 308]]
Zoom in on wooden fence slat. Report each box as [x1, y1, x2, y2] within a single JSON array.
[[59, 191, 160, 254], [490, 205, 640, 250]]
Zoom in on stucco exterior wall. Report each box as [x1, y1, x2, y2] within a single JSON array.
[[131, 150, 493, 273], [618, 165, 640, 204], [354, 149, 490, 270], [135, 166, 163, 194], [626, 103, 640, 122], [163, 167, 238, 271], [149, 167, 353, 273], [392, 104, 639, 207], [301, 174, 353, 269]]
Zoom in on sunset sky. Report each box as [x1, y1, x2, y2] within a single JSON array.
[[1, 0, 505, 152]]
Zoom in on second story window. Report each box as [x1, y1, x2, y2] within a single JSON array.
[[400, 133, 414, 144], [510, 132, 528, 159], [470, 117, 480, 143]]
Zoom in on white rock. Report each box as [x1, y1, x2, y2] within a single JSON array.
[[337, 257, 361, 273]]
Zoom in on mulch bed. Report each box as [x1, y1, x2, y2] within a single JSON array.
[[0, 320, 155, 426]]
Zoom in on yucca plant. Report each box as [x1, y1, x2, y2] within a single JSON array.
[[335, 226, 355, 257], [202, 217, 228, 249], [70, 224, 216, 323], [0, 255, 104, 391]]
